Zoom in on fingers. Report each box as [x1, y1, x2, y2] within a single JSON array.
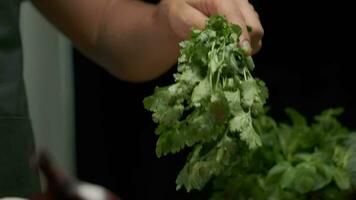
[[188, 0, 252, 52], [213, 0, 252, 53], [162, 0, 207, 40], [168, 0, 263, 54], [187, 0, 263, 55], [180, 3, 208, 37], [236, 0, 264, 54]]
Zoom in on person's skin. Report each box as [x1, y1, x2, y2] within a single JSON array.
[[31, 0, 263, 82]]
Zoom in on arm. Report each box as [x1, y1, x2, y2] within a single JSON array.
[[31, 0, 179, 82], [31, 0, 263, 82]]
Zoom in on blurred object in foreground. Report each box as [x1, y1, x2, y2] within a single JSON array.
[[30, 152, 122, 200]]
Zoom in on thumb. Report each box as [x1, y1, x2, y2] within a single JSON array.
[[176, 3, 208, 39], [215, 1, 252, 54]]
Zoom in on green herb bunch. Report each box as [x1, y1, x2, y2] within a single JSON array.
[[144, 15, 268, 191], [143, 15, 356, 199], [211, 108, 356, 199]]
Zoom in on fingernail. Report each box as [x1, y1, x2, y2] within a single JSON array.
[[241, 40, 252, 54]]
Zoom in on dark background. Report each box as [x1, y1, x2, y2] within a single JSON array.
[[73, 0, 355, 199]]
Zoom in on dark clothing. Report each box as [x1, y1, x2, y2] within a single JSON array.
[[0, 0, 41, 197]]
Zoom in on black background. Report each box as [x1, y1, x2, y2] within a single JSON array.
[[73, 0, 356, 199]]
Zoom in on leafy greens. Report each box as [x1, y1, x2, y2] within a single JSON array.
[[143, 15, 356, 199]]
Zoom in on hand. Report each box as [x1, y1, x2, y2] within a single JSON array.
[[156, 0, 263, 55]]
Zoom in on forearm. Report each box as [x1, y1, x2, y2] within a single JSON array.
[[94, 0, 180, 82], [31, 0, 263, 82], [31, 0, 180, 82]]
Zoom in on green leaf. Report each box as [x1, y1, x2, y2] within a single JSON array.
[[240, 125, 262, 150], [175, 68, 202, 84], [152, 104, 183, 125], [332, 167, 351, 190], [333, 146, 352, 169], [280, 166, 296, 189], [156, 125, 186, 157], [191, 78, 210, 105], [229, 111, 250, 133], [229, 111, 261, 149], [176, 144, 226, 192], [293, 163, 318, 194], [293, 162, 331, 194], [240, 79, 259, 109], [224, 90, 242, 114], [285, 108, 307, 127], [266, 162, 290, 186], [346, 134, 356, 186]]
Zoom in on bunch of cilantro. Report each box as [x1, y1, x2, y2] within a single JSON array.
[[144, 15, 356, 199], [211, 109, 356, 199]]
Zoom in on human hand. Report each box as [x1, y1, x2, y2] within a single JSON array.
[[156, 0, 263, 55]]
